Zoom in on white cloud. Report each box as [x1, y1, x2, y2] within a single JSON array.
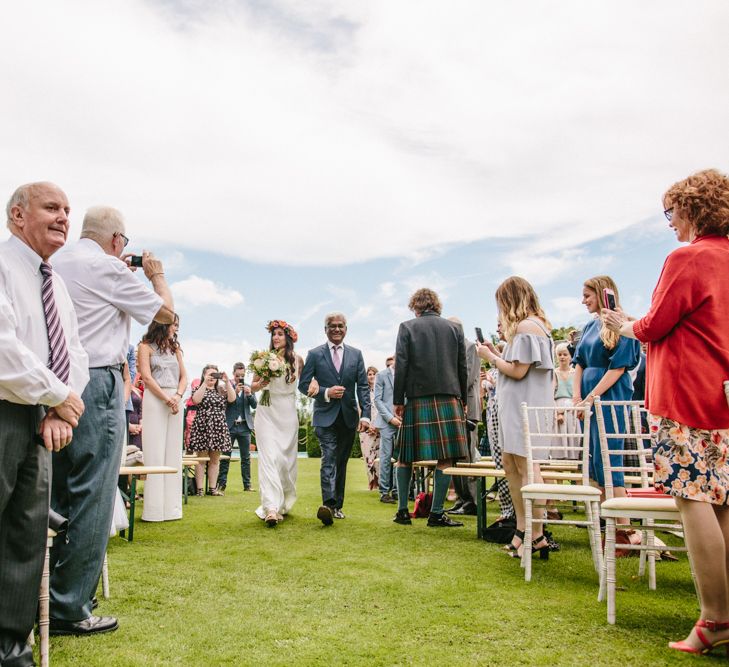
[[2, 1, 727, 266], [181, 338, 254, 383], [549, 297, 590, 327], [170, 275, 244, 309]]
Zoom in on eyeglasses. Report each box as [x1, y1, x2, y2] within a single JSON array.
[[115, 232, 130, 247], [663, 207, 674, 222]]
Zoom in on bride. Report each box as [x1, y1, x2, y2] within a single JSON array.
[[251, 320, 303, 527]]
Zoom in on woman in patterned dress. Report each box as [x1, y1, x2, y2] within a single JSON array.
[[604, 169, 729, 656], [358, 366, 381, 490], [189, 364, 235, 495]]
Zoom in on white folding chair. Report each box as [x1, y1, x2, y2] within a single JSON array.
[[520, 402, 603, 582], [594, 398, 692, 624]]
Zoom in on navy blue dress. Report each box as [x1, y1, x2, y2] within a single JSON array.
[[573, 318, 640, 486]]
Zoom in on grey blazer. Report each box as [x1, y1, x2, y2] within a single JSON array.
[[373, 367, 395, 428], [465, 338, 481, 417], [393, 311, 468, 405]]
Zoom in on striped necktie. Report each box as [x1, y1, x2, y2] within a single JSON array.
[[40, 262, 71, 384]]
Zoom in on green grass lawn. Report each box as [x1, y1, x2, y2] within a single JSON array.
[[45, 459, 706, 666]]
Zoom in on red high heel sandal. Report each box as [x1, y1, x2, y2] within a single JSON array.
[[669, 619, 729, 655]]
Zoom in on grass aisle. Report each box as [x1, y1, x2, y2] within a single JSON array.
[[49, 459, 700, 666]]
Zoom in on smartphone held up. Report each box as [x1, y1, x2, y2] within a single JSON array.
[[603, 288, 616, 311]]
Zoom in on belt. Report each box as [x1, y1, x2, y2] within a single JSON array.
[[90, 363, 125, 373]]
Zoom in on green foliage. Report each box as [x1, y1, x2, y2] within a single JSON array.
[[351, 432, 362, 459], [305, 421, 320, 458], [551, 324, 579, 342], [48, 460, 697, 667]]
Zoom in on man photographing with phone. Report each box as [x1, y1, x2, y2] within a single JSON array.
[[219, 362, 257, 494], [50, 205, 175, 637]]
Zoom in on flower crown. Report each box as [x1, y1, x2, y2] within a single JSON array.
[[266, 319, 298, 343]]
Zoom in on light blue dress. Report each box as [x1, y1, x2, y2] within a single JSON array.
[[573, 318, 640, 486]]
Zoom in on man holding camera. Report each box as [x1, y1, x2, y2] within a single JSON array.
[[1, 182, 89, 667], [49, 206, 175, 636], [219, 362, 257, 494]]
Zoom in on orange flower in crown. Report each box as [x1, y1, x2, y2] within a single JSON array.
[[266, 319, 298, 343]]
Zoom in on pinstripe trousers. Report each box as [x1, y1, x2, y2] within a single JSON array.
[[0, 400, 49, 640]]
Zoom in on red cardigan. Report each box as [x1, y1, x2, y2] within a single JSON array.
[[634, 235, 729, 429]]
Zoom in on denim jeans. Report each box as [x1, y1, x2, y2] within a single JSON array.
[[50, 366, 125, 621], [378, 423, 397, 496], [217, 429, 252, 489]]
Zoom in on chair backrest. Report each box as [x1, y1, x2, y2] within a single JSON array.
[[520, 402, 592, 486], [593, 398, 653, 498]]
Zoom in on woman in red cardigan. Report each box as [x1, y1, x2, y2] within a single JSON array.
[[604, 169, 729, 656]]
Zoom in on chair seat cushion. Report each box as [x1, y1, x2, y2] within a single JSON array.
[[601, 497, 678, 512], [521, 483, 601, 496]]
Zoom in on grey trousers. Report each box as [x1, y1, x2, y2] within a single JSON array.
[[50, 367, 125, 621], [0, 400, 48, 640]]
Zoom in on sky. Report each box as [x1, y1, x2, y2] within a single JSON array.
[[2, 0, 728, 379]]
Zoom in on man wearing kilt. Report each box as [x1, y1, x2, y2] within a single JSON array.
[[392, 288, 469, 527]]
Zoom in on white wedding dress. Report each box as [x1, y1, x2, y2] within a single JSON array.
[[254, 372, 299, 519]]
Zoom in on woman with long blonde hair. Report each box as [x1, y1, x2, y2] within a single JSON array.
[[573, 276, 639, 511], [476, 276, 556, 559]]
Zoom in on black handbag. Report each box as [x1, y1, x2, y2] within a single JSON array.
[[482, 516, 516, 544]]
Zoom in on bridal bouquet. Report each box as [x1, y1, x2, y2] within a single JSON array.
[[248, 350, 287, 406]]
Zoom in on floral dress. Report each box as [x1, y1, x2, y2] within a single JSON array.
[[650, 416, 729, 505], [188, 388, 232, 452]]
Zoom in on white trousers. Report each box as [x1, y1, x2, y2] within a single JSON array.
[[141, 389, 183, 521]]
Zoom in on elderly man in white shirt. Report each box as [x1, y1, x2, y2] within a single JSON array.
[[0, 182, 89, 667], [49, 205, 175, 637]]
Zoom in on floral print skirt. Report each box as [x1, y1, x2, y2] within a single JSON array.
[[649, 414, 729, 505]]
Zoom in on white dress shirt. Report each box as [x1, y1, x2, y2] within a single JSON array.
[[54, 239, 163, 367], [0, 235, 89, 406]]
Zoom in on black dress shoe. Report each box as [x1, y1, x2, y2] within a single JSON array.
[[49, 615, 119, 636], [445, 500, 465, 513], [317, 505, 334, 526], [449, 502, 478, 516], [427, 512, 463, 527], [380, 493, 396, 504], [393, 509, 412, 525]]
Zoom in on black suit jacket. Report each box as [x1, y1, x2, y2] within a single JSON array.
[[225, 383, 257, 431], [393, 311, 468, 405], [298, 343, 371, 429]]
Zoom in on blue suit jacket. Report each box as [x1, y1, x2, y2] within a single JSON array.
[[373, 368, 395, 429], [225, 383, 257, 431], [298, 343, 371, 429]]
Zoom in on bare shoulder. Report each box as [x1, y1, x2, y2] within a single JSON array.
[[516, 318, 548, 336]]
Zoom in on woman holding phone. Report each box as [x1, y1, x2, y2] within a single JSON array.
[[189, 365, 235, 495], [573, 276, 640, 509]]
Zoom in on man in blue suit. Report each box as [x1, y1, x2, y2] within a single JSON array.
[[374, 356, 399, 503], [299, 312, 371, 525], [218, 362, 257, 494]]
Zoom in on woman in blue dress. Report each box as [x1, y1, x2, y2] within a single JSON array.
[[573, 276, 640, 503]]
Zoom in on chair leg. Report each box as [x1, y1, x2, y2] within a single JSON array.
[[638, 524, 647, 577], [523, 497, 533, 582], [586, 501, 602, 574], [646, 520, 657, 590], [606, 518, 617, 624], [39, 543, 50, 667], [102, 552, 110, 599]]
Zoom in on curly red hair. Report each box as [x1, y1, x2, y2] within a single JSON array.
[[664, 169, 729, 237]]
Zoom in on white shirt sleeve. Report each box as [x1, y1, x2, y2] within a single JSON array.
[[0, 286, 70, 406], [109, 261, 164, 326]]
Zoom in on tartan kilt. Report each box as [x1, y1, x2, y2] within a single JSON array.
[[396, 395, 469, 463]]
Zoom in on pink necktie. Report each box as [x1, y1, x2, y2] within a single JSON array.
[[40, 262, 71, 384], [332, 345, 342, 373]]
